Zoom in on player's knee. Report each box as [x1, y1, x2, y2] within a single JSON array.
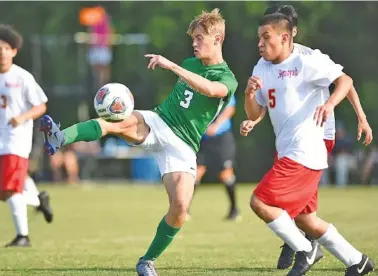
[[219, 171, 235, 185], [250, 194, 264, 215], [169, 199, 188, 222]]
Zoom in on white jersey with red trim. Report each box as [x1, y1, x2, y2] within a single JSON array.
[[253, 51, 343, 170], [0, 64, 48, 158], [257, 43, 336, 140]]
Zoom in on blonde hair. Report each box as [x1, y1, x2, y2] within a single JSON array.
[[187, 8, 225, 42]]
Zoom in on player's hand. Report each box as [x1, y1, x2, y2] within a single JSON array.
[[313, 102, 334, 127], [145, 54, 175, 71], [205, 123, 219, 137], [240, 120, 256, 136], [245, 76, 263, 96], [8, 116, 24, 127], [357, 119, 373, 146]]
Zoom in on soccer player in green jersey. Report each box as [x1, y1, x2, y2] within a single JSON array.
[[39, 8, 238, 276]]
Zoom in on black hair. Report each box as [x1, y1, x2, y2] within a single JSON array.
[[0, 24, 23, 49], [264, 5, 298, 27], [259, 13, 294, 34]]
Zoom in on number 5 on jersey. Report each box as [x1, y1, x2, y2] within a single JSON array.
[[180, 90, 193, 109], [268, 89, 276, 108]]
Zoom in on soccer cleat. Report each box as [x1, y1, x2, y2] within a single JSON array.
[[287, 240, 324, 276], [277, 243, 295, 269], [345, 254, 375, 276], [226, 208, 241, 221], [38, 115, 64, 155], [36, 191, 53, 223], [5, 235, 31, 248], [136, 257, 159, 276]]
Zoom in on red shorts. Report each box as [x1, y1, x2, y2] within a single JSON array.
[[0, 154, 28, 194], [254, 157, 322, 218]]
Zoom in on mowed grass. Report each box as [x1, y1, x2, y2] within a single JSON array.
[[0, 183, 377, 276]]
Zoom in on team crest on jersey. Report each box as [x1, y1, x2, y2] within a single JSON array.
[[109, 97, 126, 114], [177, 77, 196, 92], [278, 68, 298, 80], [96, 88, 109, 104]]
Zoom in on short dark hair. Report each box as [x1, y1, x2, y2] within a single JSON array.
[[264, 5, 298, 27], [259, 13, 293, 34], [0, 25, 23, 49]]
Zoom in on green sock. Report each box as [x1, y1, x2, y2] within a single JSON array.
[[62, 120, 102, 146], [143, 217, 181, 261]]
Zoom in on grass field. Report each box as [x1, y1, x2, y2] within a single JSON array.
[[0, 183, 377, 276]]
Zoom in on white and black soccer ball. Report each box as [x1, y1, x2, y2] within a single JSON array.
[[94, 83, 134, 122]]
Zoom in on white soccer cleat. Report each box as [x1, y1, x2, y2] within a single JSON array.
[[38, 115, 64, 155]]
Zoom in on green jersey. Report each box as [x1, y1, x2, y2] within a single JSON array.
[[153, 57, 238, 152]]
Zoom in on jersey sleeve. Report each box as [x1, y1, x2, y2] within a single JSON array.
[[25, 77, 48, 106], [216, 72, 238, 99], [302, 50, 344, 87], [251, 65, 266, 107]]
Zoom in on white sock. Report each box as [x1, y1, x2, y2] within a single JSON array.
[[23, 176, 40, 207], [7, 193, 28, 236], [268, 211, 312, 252], [317, 224, 362, 267]]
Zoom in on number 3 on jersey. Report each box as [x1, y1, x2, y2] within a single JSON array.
[[180, 90, 193, 109], [268, 89, 276, 108]]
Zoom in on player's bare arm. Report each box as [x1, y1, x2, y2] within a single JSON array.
[[314, 74, 353, 127], [244, 76, 263, 121], [145, 54, 228, 98], [9, 103, 47, 127], [240, 107, 267, 136], [346, 85, 373, 145]]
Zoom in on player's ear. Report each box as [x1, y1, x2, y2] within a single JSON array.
[[293, 27, 298, 37], [281, 32, 289, 45], [214, 34, 222, 46]]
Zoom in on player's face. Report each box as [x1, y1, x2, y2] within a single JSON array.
[[258, 25, 288, 63], [0, 40, 17, 72], [191, 27, 218, 59]]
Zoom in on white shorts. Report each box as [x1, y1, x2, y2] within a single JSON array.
[[135, 110, 197, 179], [88, 46, 112, 66]]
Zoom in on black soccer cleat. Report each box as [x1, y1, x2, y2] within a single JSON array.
[[5, 235, 31, 248], [345, 254, 375, 276], [36, 191, 53, 223], [287, 240, 324, 276], [277, 243, 295, 269], [226, 208, 241, 221]]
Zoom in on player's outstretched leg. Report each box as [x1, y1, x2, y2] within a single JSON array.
[[136, 172, 194, 276], [294, 214, 375, 276], [39, 113, 144, 155]]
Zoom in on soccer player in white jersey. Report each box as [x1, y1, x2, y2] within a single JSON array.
[[240, 5, 374, 271], [0, 25, 53, 247], [245, 14, 374, 276]]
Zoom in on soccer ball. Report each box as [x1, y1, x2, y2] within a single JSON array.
[[94, 83, 134, 122]]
